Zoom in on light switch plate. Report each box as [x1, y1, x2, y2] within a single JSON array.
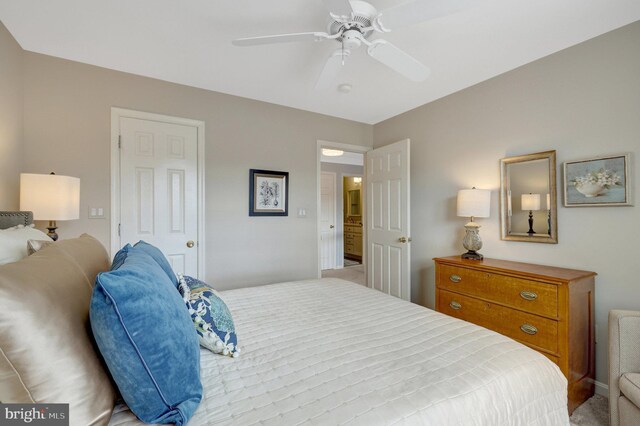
[[89, 207, 105, 219]]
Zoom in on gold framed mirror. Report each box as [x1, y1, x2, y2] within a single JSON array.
[[500, 150, 558, 243]]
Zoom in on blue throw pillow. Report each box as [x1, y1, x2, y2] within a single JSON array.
[[91, 248, 202, 425], [110, 243, 131, 270], [178, 275, 240, 357], [133, 240, 178, 285]]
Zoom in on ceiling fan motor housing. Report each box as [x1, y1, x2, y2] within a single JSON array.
[[328, 0, 377, 48]]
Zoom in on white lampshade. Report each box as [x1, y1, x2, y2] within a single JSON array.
[[457, 188, 491, 218], [20, 173, 80, 220], [546, 193, 551, 210], [521, 193, 541, 211]]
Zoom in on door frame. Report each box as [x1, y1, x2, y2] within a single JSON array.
[[320, 171, 337, 271], [110, 107, 206, 278], [316, 140, 371, 279]]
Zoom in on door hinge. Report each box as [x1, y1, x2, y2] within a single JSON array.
[[118, 224, 121, 236], [118, 135, 122, 148]]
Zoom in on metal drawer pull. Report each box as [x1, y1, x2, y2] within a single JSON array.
[[520, 324, 538, 335], [449, 274, 462, 283], [449, 301, 462, 310], [520, 291, 538, 301]]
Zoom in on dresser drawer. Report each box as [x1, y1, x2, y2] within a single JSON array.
[[438, 264, 558, 318], [438, 289, 558, 354], [344, 226, 362, 237], [541, 352, 560, 366]]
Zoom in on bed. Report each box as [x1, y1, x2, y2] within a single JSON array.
[[109, 278, 570, 425], [0, 211, 569, 425]]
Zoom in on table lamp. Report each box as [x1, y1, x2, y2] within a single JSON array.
[[546, 193, 551, 235], [20, 172, 80, 241], [521, 193, 541, 235], [457, 187, 491, 260]]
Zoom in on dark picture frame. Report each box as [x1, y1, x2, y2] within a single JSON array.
[[249, 169, 289, 216]]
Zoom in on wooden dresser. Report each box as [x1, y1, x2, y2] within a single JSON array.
[[434, 256, 596, 414], [344, 224, 363, 261]]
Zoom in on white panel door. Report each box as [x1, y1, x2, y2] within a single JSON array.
[[320, 172, 336, 270], [119, 117, 199, 277], [366, 139, 411, 300]]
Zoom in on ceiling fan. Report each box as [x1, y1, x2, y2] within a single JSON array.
[[232, 0, 474, 89]]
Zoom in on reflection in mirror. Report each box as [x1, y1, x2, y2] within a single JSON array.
[[344, 176, 362, 220], [500, 151, 558, 244], [348, 190, 361, 216]]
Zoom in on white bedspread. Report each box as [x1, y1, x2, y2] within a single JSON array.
[[109, 278, 569, 425]]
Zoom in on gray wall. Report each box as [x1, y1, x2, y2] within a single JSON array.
[[19, 52, 372, 289], [0, 22, 23, 209], [320, 162, 364, 267], [374, 21, 640, 390]]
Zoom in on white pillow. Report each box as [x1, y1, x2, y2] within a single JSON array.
[[0, 226, 52, 265]]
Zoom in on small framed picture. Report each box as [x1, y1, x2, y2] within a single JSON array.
[[249, 169, 289, 216], [563, 153, 632, 207]]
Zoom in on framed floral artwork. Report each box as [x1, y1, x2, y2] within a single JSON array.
[[563, 153, 632, 207], [249, 169, 289, 216]]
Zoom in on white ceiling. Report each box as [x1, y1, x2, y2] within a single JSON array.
[[1, 0, 639, 124]]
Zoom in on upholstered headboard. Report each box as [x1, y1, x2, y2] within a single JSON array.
[[0, 211, 34, 229]]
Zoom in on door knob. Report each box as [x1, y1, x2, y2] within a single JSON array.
[[329, 225, 335, 229], [398, 236, 412, 243], [186, 240, 195, 248]]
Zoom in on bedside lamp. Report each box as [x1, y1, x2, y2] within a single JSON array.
[[521, 193, 541, 235], [457, 187, 491, 260], [20, 173, 80, 241]]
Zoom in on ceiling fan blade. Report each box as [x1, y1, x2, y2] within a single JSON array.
[[232, 32, 328, 47], [315, 49, 349, 90], [367, 40, 429, 82], [378, 0, 475, 31], [321, 0, 354, 18]]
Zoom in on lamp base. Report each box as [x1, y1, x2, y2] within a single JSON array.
[[46, 220, 58, 242], [527, 210, 535, 235], [462, 221, 483, 261], [461, 250, 483, 260]]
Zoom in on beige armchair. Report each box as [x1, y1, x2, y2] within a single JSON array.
[[609, 310, 640, 426]]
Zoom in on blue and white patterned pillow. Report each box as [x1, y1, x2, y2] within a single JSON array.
[[178, 275, 240, 357]]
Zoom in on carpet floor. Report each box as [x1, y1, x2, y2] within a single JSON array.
[[570, 395, 608, 425], [321, 264, 365, 286]]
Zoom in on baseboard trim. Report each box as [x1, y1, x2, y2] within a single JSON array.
[[594, 380, 608, 396]]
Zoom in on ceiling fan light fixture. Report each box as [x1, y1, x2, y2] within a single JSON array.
[[322, 149, 345, 157]]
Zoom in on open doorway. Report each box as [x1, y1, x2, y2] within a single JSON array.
[[343, 175, 363, 266], [317, 141, 369, 285]]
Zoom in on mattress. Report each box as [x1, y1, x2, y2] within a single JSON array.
[[109, 278, 569, 425]]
